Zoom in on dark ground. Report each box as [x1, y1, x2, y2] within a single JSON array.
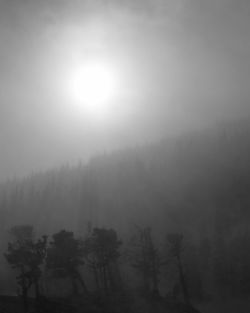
[[0, 294, 202, 313]]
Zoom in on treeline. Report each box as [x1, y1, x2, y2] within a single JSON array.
[[4, 224, 199, 311], [5, 221, 250, 312], [5, 225, 121, 311]]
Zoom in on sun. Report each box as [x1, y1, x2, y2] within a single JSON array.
[[68, 60, 118, 118]]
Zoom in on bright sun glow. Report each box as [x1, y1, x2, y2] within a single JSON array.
[[68, 60, 118, 118]]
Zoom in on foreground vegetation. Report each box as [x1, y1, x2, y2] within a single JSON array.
[[4, 224, 200, 313]]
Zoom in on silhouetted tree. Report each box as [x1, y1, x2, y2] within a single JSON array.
[[84, 227, 122, 294], [130, 226, 161, 296], [184, 242, 203, 300], [46, 230, 88, 295], [5, 225, 47, 311], [167, 233, 190, 305]]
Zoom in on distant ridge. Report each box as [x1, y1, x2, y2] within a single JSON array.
[[0, 118, 250, 237]]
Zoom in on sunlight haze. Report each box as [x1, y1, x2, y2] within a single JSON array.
[[0, 0, 250, 180]]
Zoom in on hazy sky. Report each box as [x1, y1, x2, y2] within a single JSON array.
[[0, 0, 250, 180]]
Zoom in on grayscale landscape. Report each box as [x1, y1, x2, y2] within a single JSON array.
[[0, 1, 250, 312]]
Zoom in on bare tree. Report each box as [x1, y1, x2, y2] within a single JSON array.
[[84, 227, 122, 294], [129, 226, 161, 297], [167, 233, 190, 305]]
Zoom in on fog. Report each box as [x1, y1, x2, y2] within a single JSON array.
[[0, 0, 249, 180], [1, 2, 250, 312]]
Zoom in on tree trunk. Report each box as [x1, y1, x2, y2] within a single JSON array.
[[76, 271, 88, 295], [177, 255, 190, 305], [22, 287, 29, 313], [103, 266, 108, 293], [34, 280, 40, 300], [107, 263, 116, 291], [93, 265, 100, 292]]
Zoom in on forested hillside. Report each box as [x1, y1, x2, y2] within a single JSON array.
[[1, 119, 250, 301]]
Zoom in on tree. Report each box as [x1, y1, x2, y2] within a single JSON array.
[[84, 227, 122, 294], [46, 230, 88, 295], [129, 226, 161, 296], [167, 233, 190, 305], [5, 225, 47, 311]]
